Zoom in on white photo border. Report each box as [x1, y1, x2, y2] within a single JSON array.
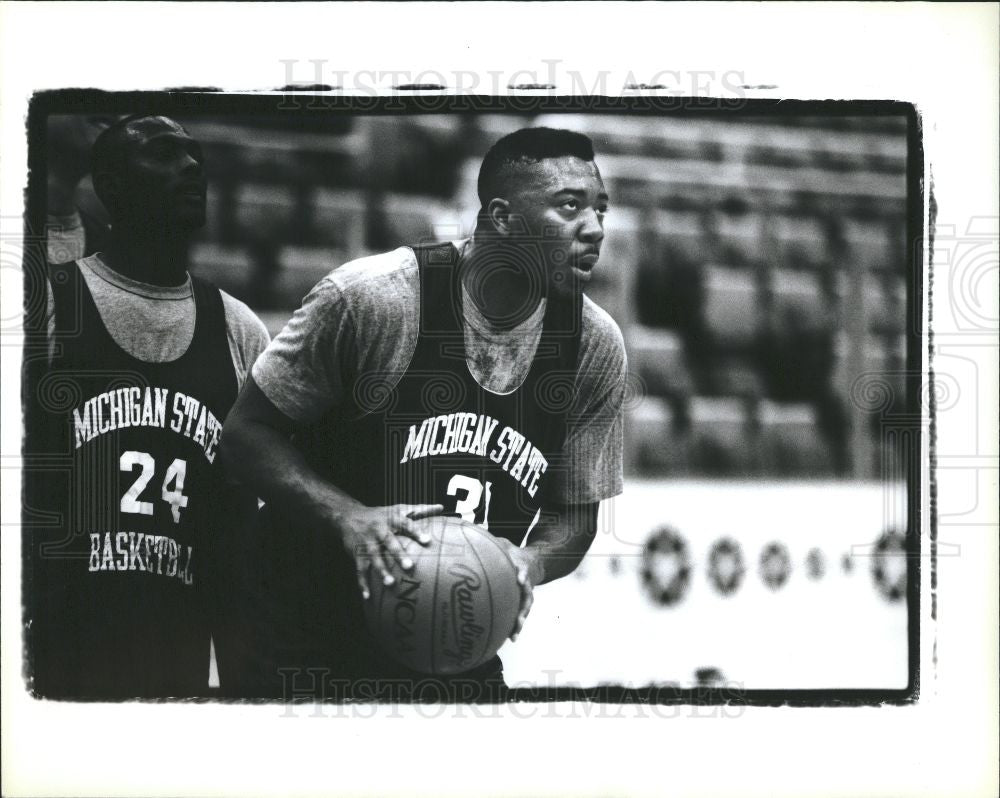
[[2, 3, 997, 798]]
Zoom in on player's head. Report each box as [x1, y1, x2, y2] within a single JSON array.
[[91, 114, 207, 233], [476, 127, 608, 296]]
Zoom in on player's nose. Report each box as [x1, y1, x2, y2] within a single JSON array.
[[179, 149, 204, 178], [578, 207, 605, 244], [180, 156, 203, 178]]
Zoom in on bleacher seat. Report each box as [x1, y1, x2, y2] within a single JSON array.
[[185, 120, 362, 188], [200, 185, 225, 241], [706, 357, 765, 398], [589, 207, 640, 322], [272, 246, 339, 307], [598, 151, 907, 213], [843, 220, 893, 271], [635, 223, 705, 333], [770, 267, 824, 321], [756, 400, 834, 476], [708, 210, 762, 266], [654, 209, 703, 238], [865, 273, 907, 335], [831, 333, 906, 414], [233, 183, 297, 241], [688, 396, 753, 474], [702, 264, 759, 347], [311, 188, 367, 256], [768, 215, 829, 269], [746, 143, 814, 171], [628, 397, 675, 473], [379, 194, 463, 249], [533, 114, 906, 176], [628, 325, 695, 397], [189, 243, 254, 299]]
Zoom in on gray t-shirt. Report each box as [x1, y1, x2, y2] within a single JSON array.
[[46, 211, 86, 264], [46, 253, 270, 387], [252, 243, 626, 505]]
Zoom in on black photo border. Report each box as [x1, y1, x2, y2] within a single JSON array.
[[21, 88, 926, 709]]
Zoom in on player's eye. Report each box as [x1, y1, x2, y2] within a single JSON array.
[[560, 199, 579, 211], [596, 206, 610, 217]]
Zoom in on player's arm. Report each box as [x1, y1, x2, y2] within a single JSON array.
[[221, 267, 442, 596], [497, 502, 599, 640], [499, 301, 627, 640], [525, 501, 600, 583], [220, 377, 440, 598]]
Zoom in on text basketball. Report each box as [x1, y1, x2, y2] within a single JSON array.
[[364, 516, 520, 675]]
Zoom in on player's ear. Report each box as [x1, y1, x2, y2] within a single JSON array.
[[485, 198, 512, 237]]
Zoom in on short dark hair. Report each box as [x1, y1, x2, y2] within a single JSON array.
[[477, 127, 596, 207], [90, 113, 185, 180]]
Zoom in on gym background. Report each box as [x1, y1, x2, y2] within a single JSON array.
[[46, 110, 913, 690]]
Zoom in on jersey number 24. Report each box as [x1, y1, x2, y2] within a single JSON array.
[[120, 450, 189, 523]]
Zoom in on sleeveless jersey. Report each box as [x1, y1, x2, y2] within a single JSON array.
[[30, 262, 238, 698], [260, 242, 582, 682]]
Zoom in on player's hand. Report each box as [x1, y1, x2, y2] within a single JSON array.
[[335, 503, 444, 600], [492, 539, 543, 642]]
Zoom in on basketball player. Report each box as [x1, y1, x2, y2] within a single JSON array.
[[221, 127, 625, 699], [29, 114, 270, 698]]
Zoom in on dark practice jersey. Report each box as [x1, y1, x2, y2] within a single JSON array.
[[259, 242, 583, 683], [29, 262, 238, 698]]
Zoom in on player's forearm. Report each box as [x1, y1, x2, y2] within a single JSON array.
[[219, 417, 362, 531], [522, 502, 599, 585]]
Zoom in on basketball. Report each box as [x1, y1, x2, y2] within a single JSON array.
[[364, 516, 520, 675]]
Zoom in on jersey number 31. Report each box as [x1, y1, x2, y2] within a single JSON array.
[[446, 474, 492, 529]]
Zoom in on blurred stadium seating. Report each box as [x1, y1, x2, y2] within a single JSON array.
[[174, 111, 909, 481]]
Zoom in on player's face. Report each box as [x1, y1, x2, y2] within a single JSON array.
[[506, 156, 608, 296], [114, 117, 207, 231]]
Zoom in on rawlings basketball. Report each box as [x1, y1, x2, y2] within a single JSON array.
[[364, 516, 520, 675]]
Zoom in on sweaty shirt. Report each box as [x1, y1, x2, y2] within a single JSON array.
[[45, 253, 270, 383], [252, 243, 626, 505]]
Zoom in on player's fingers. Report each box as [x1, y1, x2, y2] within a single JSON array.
[[401, 504, 446, 522], [365, 533, 395, 588], [355, 557, 372, 601], [395, 523, 429, 552], [511, 608, 526, 641], [379, 524, 414, 572], [511, 566, 534, 641], [516, 564, 532, 597], [395, 514, 434, 546]]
